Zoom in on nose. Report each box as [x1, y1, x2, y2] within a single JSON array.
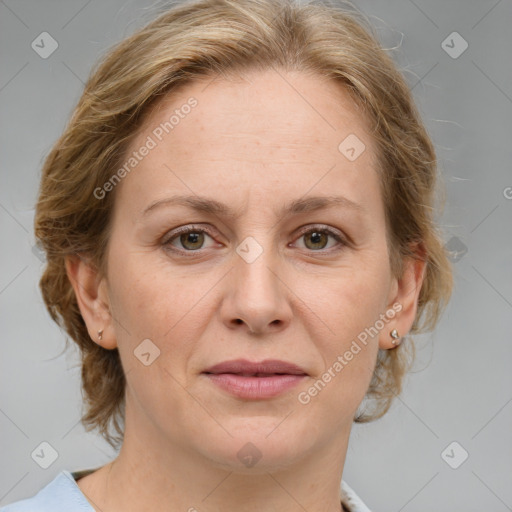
[[220, 241, 293, 336]]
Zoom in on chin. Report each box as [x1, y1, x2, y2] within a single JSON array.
[[196, 421, 309, 474]]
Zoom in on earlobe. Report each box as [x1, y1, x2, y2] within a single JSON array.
[[380, 244, 427, 350], [65, 255, 117, 350]]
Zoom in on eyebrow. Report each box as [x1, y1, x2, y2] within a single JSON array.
[[141, 194, 366, 219]]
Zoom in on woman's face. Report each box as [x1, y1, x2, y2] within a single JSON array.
[[92, 69, 407, 471]]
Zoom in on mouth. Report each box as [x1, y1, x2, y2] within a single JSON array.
[[202, 358, 308, 376], [201, 359, 308, 399], [204, 371, 302, 376]]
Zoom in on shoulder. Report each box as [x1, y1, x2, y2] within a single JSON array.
[[340, 480, 373, 512], [0, 471, 94, 512]]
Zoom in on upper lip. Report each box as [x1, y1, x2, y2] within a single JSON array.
[[203, 359, 308, 376]]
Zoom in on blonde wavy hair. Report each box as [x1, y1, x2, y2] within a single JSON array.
[[34, 0, 453, 449]]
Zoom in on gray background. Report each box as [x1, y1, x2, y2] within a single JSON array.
[[1, 0, 511, 510]]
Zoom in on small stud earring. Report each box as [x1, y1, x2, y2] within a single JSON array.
[[97, 329, 103, 341], [390, 329, 400, 345]]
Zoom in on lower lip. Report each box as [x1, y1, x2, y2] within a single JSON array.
[[203, 373, 306, 399]]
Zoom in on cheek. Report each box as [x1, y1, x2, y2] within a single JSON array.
[[298, 279, 382, 421], [106, 241, 221, 383], [106, 247, 204, 402], [295, 250, 390, 408], [107, 241, 196, 337], [297, 251, 391, 343]]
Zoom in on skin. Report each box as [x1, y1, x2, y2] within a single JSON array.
[[66, 68, 426, 512]]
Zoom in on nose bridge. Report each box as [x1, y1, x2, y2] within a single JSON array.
[[234, 230, 282, 302], [223, 229, 292, 333]]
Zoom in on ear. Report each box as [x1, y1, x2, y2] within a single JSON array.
[[379, 243, 427, 350], [65, 254, 117, 350]]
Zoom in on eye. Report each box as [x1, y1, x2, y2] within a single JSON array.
[[293, 226, 346, 252], [163, 225, 217, 253], [162, 224, 347, 257]]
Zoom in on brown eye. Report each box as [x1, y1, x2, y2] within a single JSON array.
[[164, 227, 216, 253], [303, 230, 329, 250], [179, 231, 205, 250], [293, 226, 346, 252]]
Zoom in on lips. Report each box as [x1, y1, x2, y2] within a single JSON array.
[[202, 359, 308, 399], [203, 358, 308, 376]]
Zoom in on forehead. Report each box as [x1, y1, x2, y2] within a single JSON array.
[[132, 67, 375, 155], [113, 68, 380, 219]]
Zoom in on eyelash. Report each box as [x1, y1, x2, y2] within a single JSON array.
[[162, 224, 348, 257]]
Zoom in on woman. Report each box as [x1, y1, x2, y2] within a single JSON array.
[[1, 0, 453, 510]]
